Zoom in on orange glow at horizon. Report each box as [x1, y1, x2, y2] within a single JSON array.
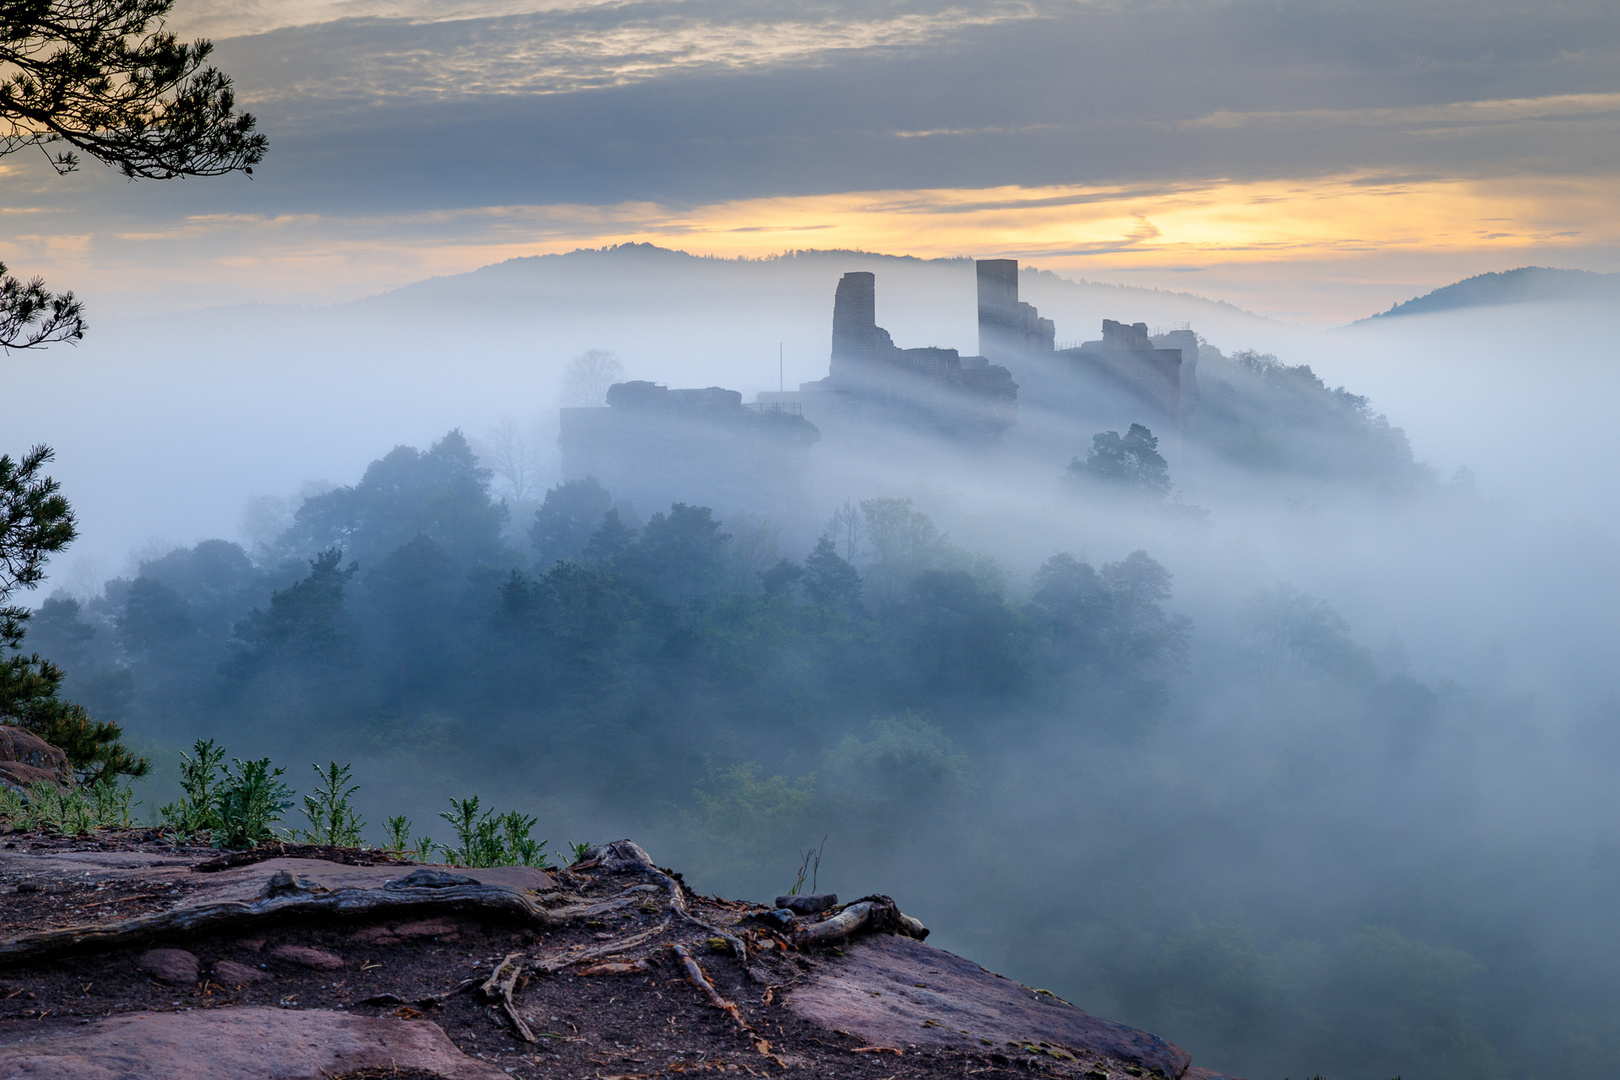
[[27, 169, 1620, 322], [499, 172, 1619, 267]]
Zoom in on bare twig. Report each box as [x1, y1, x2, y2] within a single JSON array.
[[480, 951, 535, 1043], [672, 944, 746, 1030]]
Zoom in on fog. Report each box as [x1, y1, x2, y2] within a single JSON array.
[[8, 249, 1620, 1079]]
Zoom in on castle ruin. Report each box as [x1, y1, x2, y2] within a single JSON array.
[[559, 380, 819, 515], [799, 270, 1018, 435], [966, 260, 1198, 426], [1062, 320, 1198, 420], [977, 259, 1055, 361]]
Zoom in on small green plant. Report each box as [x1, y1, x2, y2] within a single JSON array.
[[499, 810, 546, 867], [439, 795, 484, 867], [0, 785, 26, 827], [569, 841, 593, 864], [23, 783, 70, 832], [436, 796, 551, 868], [88, 779, 137, 827], [382, 815, 438, 861], [160, 738, 227, 836], [62, 789, 97, 835], [296, 761, 364, 847], [0, 779, 138, 835], [384, 814, 412, 853], [214, 757, 294, 849]]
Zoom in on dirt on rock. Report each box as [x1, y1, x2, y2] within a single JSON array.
[[0, 832, 1243, 1080]]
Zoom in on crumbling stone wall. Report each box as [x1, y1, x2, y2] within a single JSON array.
[[976, 259, 1054, 362], [813, 270, 1018, 435]]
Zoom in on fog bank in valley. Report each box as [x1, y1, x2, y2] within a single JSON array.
[[9, 249, 1620, 1080]]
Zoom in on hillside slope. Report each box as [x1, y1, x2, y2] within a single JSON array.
[[1366, 266, 1620, 320]]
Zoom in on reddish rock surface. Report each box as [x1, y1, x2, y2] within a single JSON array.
[[268, 944, 344, 970], [136, 948, 198, 984], [786, 933, 1193, 1077], [0, 833, 1246, 1079], [0, 1005, 505, 1079], [210, 959, 270, 986], [0, 727, 73, 795], [349, 917, 461, 946]]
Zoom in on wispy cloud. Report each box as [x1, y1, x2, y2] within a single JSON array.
[[208, 1, 1045, 100], [1182, 92, 1620, 134], [16, 171, 1620, 323]]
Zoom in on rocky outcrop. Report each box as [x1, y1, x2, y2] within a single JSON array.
[[0, 1006, 505, 1079], [0, 726, 73, 796], [0, 834, 1245, 1079]]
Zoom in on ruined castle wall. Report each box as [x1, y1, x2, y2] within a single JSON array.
[[1068, 320, 1184, 420], [561, 384, 819, 516], [977, 260, 1055, 361]]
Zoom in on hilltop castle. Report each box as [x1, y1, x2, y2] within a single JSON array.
[[794, 270, 1018, 434], [559, 258, 1201, 507], [775, 260, 1196, 433]]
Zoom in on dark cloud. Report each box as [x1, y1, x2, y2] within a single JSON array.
[[17, 1, 1620, 229]]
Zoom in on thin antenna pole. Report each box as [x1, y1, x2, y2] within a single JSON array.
[[779, 342, 784, 392]]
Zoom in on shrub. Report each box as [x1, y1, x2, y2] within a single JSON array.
[[159, 738, 226, 836], [436, 796, 550, 868], [296, 761, 364, 847], [0, 778, 139, 834], [214, 757, 293, 849]]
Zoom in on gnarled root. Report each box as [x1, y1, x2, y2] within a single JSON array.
[[480, 951, 536, 1043], [584, 841, 751, 971], [791, 894, 929, 948], [0, 879, 646, 969]]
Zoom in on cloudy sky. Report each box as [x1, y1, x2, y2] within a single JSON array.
[[6, 0, 1619, 322]]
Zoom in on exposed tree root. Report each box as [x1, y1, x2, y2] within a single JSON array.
[[531, 918, 672, 975], [669, 945, 788, 1068], [792, 895, 928, 948], [584, 841, 751, 971], [0, 878, 645, 969]]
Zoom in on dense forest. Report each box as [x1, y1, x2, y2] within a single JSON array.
[[29, 429, 1190, 812]]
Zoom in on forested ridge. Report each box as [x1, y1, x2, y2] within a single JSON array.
[[30, 429, 1189, 807]]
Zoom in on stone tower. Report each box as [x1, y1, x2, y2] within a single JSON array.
[[976, 259, 1054, 362]]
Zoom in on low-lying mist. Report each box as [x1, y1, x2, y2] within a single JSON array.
[[8, 251, 1620, 1080]]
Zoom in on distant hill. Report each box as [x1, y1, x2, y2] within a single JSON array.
[[290, 242, 1286, 405], [1366, 266, 1620, 320]]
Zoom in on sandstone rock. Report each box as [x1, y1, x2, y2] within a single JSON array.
[[0, 726, 73, 795], [137, 948, 199, 984], [581, 839, 657, 872], [268, 944, 343, 970], [775, 892, 837, 914], [786, 934, 1192, 1078], [0, 1005, 505, 1079], [348, 925, 394, 945], [210, 959, 269, 986], [349, 918, 460, 946], [392, 917, 460, 940]]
